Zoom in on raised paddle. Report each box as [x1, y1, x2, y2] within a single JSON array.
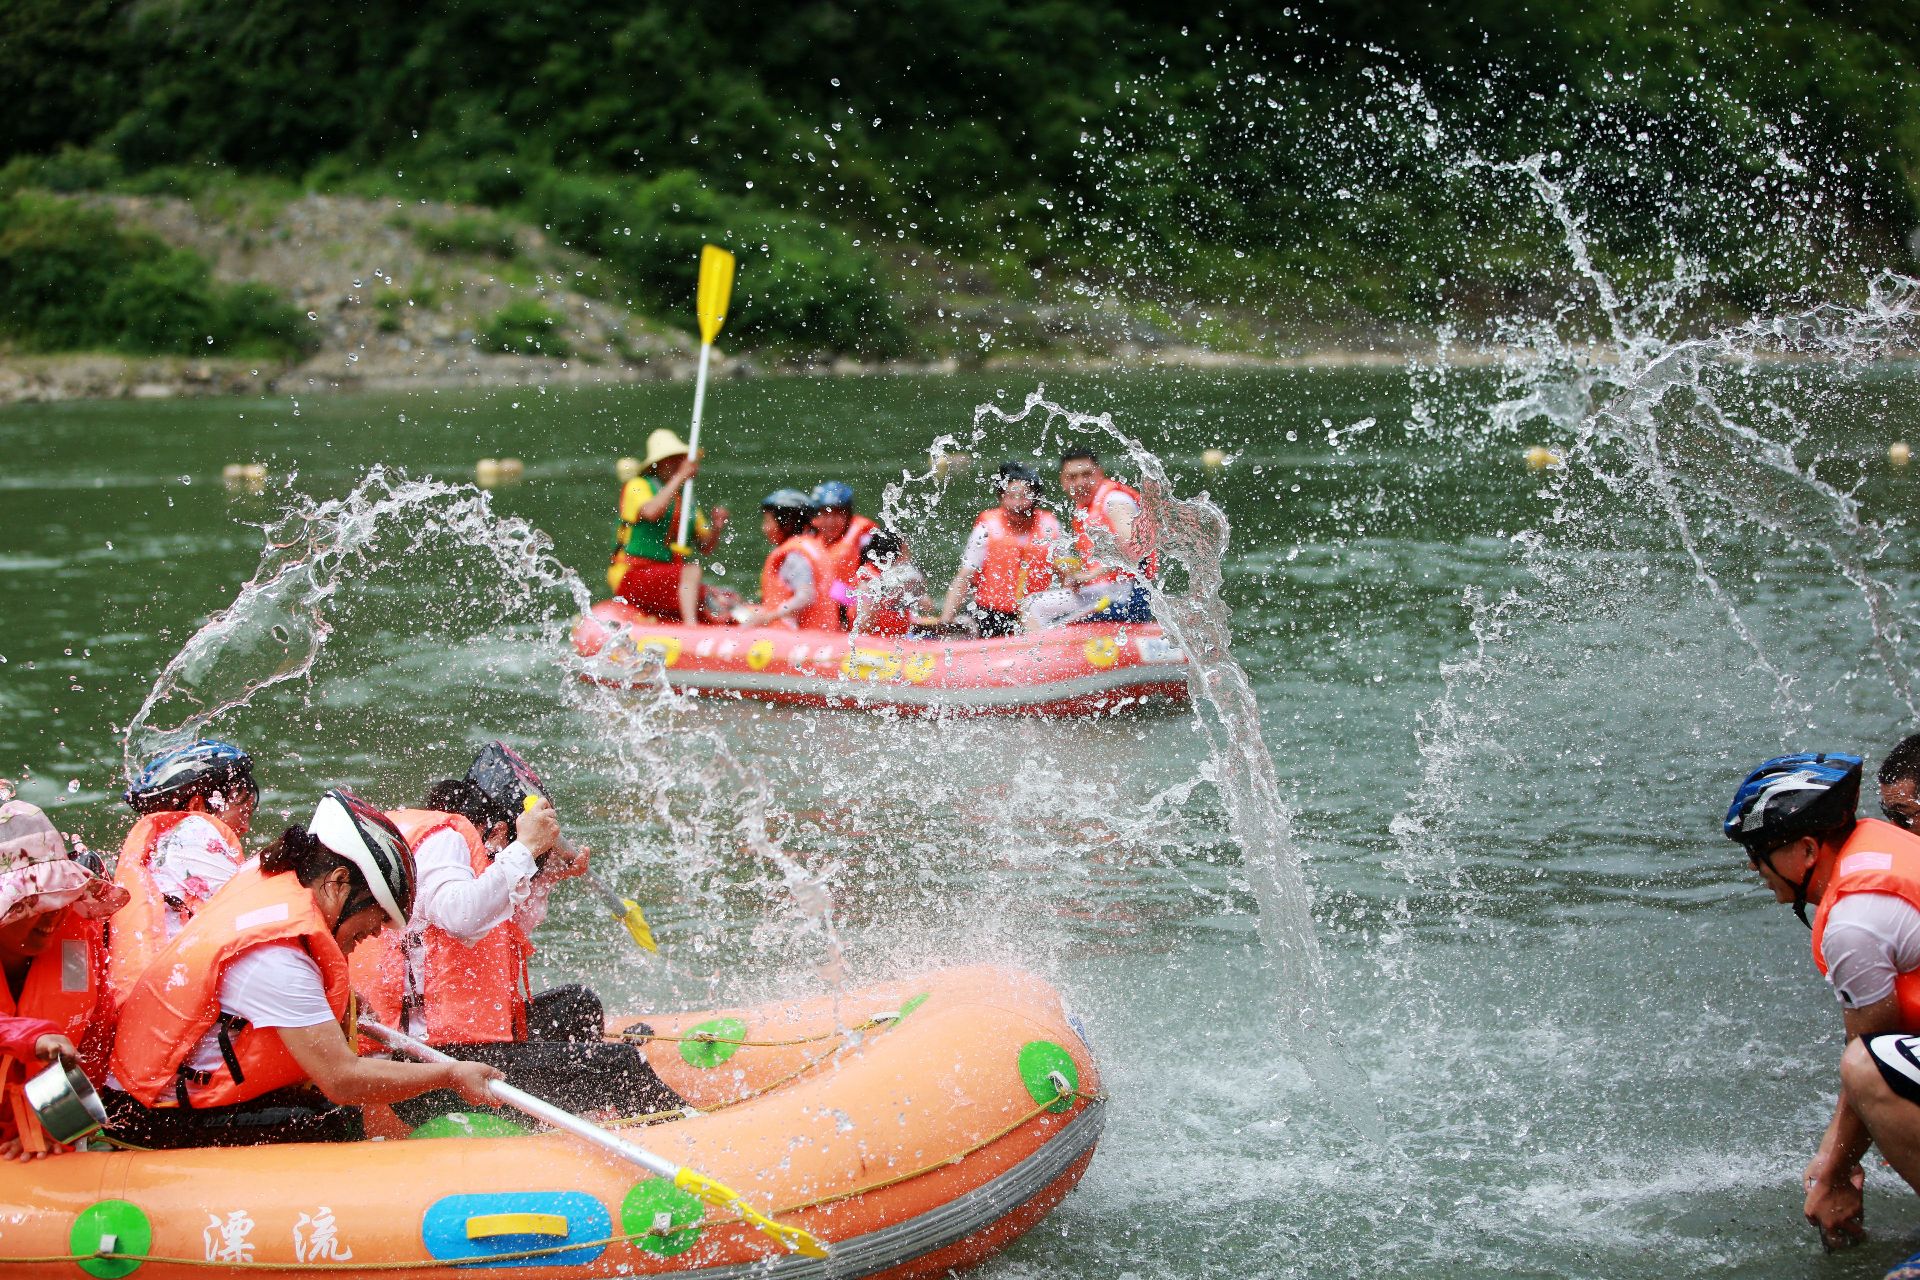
[[524, 794, 658, 953], [359, 1018, 828, 1259], [672, 244, 737, 555]]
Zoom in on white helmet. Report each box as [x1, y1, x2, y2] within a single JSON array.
[[307, 789, 414, 928]]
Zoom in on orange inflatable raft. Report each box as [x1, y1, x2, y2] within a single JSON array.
[[0, 965, 1102, 1279], [571, 600, 1188, 716]]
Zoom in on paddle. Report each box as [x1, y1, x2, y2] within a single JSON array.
[[672, 244, 738, 555], [525, 795, 658, 953], [360, 1019, 827, 1259]]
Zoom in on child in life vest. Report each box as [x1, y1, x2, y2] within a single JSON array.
[[852, 529, 935, 637], [0, 800, 129, 1160]]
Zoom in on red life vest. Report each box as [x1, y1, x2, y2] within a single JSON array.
[[108, 810, 244, 1002], [852, 562, 913, 636], [1810, 818, 1920, 1029], [1072, 478, 1157, 585], [0, 911, 107, 1152], [109, 865, 351, 1110], [972, 507, 1061, 613], [348, 809, 532, 1045], [760, 534, 841, 631]]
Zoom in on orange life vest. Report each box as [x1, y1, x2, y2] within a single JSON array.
[[972, 507, 1061, 613], [108, 810, 244, 1002], [826, 515, 878, 602], [1810, 818, 1920, 1029], [109, 865, 350, 1109], [853, 562, 913, 637], [0, 911, 107, 1152], [1072, 478, 1157, 585], [348, 810, 532, 1045], [760, 534, 841, 631]]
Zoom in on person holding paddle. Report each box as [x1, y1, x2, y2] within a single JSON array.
[[609, 428, 730, 625]]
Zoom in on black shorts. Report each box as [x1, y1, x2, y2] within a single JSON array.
[[1866, 1033, 1920, 1105]]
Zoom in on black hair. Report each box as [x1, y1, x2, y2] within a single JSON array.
[[1060, 447, 1100, 468], [995, 460, 1042, 490], [861, 527, 905, 566], [1880, 733, 1920, 786], [425, 778, 513, 831], [259, 825, 359, 889], [768, 505, 812, 540]]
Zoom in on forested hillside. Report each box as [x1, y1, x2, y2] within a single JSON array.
[[2, 1, 1916, 364]]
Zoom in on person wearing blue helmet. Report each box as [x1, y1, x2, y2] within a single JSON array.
[[810, 480, 875, 630], [1727, 752, 1920, 1262], [110, 741, 256, 999]]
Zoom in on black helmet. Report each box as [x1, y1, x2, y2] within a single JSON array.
[[126, 740, 257, 815], [1724, 753, 1862, 855], [465, 740, 548, 829]]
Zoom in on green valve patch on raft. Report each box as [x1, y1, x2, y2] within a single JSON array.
[[71, 1200, 152, 1279], [680, 1017, 749, 1068], [409, 1111, 531, 1139], [1018, 1040, 1080, 1113], [621, 1178, 705, 1258]]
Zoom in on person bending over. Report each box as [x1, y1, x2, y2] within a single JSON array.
[[110, 740, 255, 1000], [0, 800, 128, 1159], [609, 428, 729, 625], [1725, 753, 1920, 1274], [106, 790, 501, 1148], [743, 489, 840, 630], [1023, 448, 1157, 629], [939, 461, 1062, 638], [350, 741, 682, 1123]]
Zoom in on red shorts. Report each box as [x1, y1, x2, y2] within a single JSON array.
[[612, 557, 684, 619]]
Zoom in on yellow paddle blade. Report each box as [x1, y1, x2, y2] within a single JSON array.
[[672, 1168, 828, 1258], [618, 898, 658, 952], [696, 244, 736, 346]]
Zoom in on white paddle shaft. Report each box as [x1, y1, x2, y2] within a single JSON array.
[[675, 341, 715, 549]]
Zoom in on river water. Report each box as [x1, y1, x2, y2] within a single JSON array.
[[5, 356, 1920, 1277]]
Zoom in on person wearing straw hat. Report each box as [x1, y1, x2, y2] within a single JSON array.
[[609, 427, 731, 625], [0, 800, 129, 1160]]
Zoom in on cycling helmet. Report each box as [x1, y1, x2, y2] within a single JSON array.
[[1724, 753, 1862, 854], [125, 740, 257, 815], [762, 488, 815, 514], [308, 789, 414, 928], [466, 740, 548, 828], [809, 480, 855, 511]]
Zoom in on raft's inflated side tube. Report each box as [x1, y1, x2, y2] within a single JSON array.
[[570, 601, 1189, 717], [0, 966, 1102, 1280]]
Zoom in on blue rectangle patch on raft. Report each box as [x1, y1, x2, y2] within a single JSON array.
[[421, 1192, 612, 1269]]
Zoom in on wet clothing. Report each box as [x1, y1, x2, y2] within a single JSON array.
[[961, 508, 1061, 615], [0, 912, 109, 1152], [760, 534, 840, 630], [389, 986, 682, 1125], [1811, 818, 1920, 1028], [109, 811, 243, 1001], [1867, 1033, 1920, 1107], [102, 1082, 359, 1149]]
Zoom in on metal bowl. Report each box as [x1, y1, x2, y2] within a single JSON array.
[[24, 1060, 106, 1144]]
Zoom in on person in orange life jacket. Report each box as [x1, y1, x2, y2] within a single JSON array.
[[0, 801, 128, 1160], [103, 791, 502, 1149], [109, 740, 256, 1000], [357, 750, 683, 1122], [938, 461, 1063, 638], [1725, 754, 1920, 1262], [609, 428, 731, 625], [852, 528, 936, 638], [810, 480, 876, 629], [1023, 448, 1156, 629], [1879, 733, 1920, 833], [741, 489, 840, 630]]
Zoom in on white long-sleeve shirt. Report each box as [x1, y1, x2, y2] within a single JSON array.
[[401, 828, 552, 1037]]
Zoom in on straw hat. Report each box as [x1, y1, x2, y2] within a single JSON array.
[[642, 428, 691, 470]]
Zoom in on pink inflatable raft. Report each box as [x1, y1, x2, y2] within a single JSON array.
[[570, 601, 1189, 717]]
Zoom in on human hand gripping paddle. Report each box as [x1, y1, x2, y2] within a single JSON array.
[[522, 794, 657, 953], [358, 1018, 827, 1259], [672, 244, 737, 556]]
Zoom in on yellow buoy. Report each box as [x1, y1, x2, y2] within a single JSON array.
[[615, 456, 642, 482], [1201, 448, 1228, 469], [476, 458, 502, 488], [221, 463, 245, 484], [1524, 445, 1561, 470], [1891, 442, 1911, 467], [931, 449, 974, 478]]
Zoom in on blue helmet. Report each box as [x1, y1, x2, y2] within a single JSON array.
[[1724, 753, 1862, 853], [810, 480, 854, 511], [126, 739, 257, 815]]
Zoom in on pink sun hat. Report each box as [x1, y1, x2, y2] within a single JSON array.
[[0, 801, 129, 927]]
